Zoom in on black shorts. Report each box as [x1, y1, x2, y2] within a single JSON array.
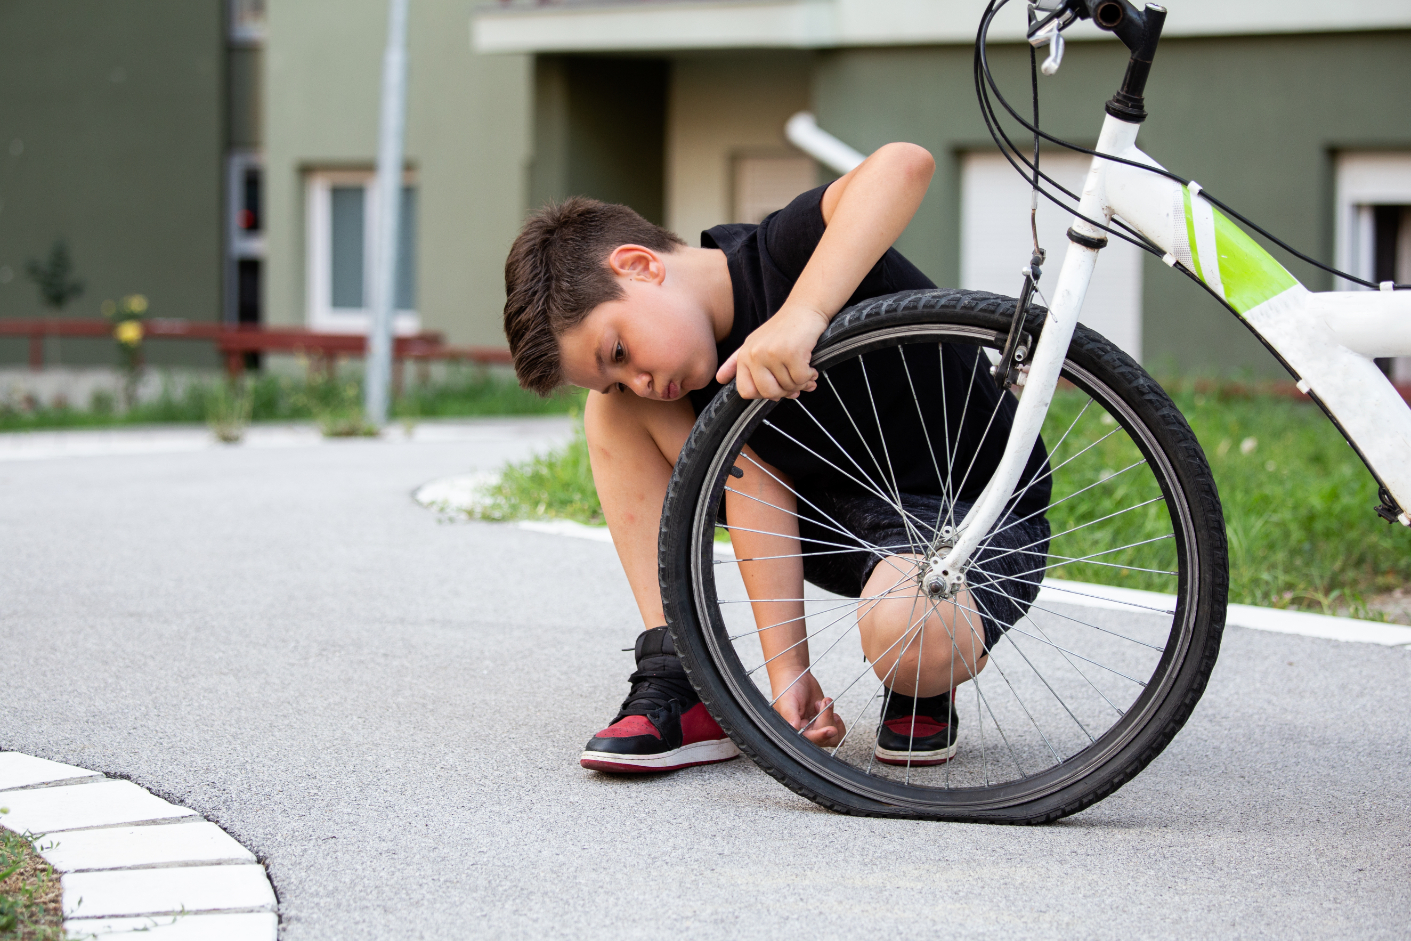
[[795, 490, 1050, 650]]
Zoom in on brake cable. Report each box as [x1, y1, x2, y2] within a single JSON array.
[[991, 4, 1048, 392], [976, 0, 1409, 291]]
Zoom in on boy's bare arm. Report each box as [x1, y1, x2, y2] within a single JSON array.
[[717, 142, 936, 400]]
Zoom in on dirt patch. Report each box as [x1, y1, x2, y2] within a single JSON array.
[[1362, 587, 1411, 626], [0, 825, 64, 941]]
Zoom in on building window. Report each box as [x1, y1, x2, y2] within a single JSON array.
[[960, 151, 1144, 361], [1335, 152, 1411, 379], [226, 151, 265, 338], [229, 0, 267, 45], [1335, 152, 1411, 287], [306, 171, 419, 335], [733, 154, 816, 224]]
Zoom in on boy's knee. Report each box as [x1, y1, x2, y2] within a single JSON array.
[[583, 390, 694, 462]]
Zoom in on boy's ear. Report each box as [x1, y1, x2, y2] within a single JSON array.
[[607, 244, 666, 285]]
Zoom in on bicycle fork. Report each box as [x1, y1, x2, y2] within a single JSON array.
[[923, 113, 1142, 598]]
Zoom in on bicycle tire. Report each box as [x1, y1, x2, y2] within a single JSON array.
[[660, 288, 1228, 823]]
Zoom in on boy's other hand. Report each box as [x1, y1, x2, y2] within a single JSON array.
[[717, 304, 827, 400], [773, 670, 846, 747]]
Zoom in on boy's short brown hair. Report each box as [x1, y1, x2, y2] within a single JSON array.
[[503, 197, 686, 395]]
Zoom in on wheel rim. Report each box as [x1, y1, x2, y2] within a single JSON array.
[[687, 323, 1204, 812]]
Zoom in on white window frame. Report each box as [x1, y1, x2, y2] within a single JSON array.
[[1334, 151, 1411, 291], [305, 170, 419, 336]]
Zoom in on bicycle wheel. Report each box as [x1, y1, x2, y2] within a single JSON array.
[[660, 288, 1228, 823]]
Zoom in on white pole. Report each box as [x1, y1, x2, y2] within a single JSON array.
[[784, 112, 865, 176], [365, 0, 409, 427]]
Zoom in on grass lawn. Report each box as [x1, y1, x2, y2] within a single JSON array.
[[475, 386, 1411, 615], [0, 367, 582, 433], [0, 825, 63, 940]]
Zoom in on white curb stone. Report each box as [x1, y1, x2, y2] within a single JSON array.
[[0, 780, 196, 834], [0, 752, 276, 941], [1038, 578, 1411, 646], [62, 865, 275, 920], [0, 754, 99, 791], [446, 500, 1411, 649], [63, 912, 278, 939], [42, 821, 254, 872]]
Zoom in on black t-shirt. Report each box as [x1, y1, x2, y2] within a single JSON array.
[[688, 185, 1049, 519]]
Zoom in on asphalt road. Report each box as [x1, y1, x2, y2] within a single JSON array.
[[2, 418, 1408, 939]]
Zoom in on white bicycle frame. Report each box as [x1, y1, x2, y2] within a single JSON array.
[[930, 111, 1411, 591]]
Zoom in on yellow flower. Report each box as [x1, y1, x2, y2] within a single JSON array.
[[114, 320, 144, 346], [126, 294, 149, 314]]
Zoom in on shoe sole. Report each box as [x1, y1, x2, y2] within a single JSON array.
[[580, 738, 741, 773], [873, 741, 959, 766]]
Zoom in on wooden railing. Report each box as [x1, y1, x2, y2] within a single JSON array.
[[0, 318, 513, 377]]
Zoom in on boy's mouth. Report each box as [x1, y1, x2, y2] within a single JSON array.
[[663, 380, 680, 400]]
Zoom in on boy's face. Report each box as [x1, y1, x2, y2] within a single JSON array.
[[558, 246, 720, 401]]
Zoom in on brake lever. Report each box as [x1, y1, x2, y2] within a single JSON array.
[[1027, 2, 1076, 75], [1039, 29, 1065, 74]]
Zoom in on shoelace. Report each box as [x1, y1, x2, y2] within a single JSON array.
[[614, 666, 697, 721]]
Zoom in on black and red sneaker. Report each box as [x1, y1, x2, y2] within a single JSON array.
[[873, 689, 959, 766], [580, 627, 740, 773]]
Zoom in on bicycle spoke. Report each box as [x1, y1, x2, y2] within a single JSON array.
[[1024, 580, 1175, 616], [716, 545, 916, 566], [943, 598, 1025, 781], [898, 346, 947, 541], [733, 449, 905, 557], [718, 524, 880, 557], [777, 587, 927, 714], [984, 453, 1147, 544], [748, 582, 915, 679], [674, 317, 1218, 814], [963, 593, 1064, 766], [857, 355, 927, 555], [781, 399, 937, 539], [943, 349, 983, 534], [725, 591, 903, 642], [776, 397, 912, 526], [821, 365, 917, 549], [975, 572, 1140, 718], [723, 485, 892, 556]]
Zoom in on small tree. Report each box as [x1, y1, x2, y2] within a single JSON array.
[[25, 239, 85, 311]]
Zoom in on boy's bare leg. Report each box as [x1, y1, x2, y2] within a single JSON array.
[[584, 388, 842, 745], [857, 554, 988, 698], [726, 460, 843, 746], [583, 389, 696, 628]]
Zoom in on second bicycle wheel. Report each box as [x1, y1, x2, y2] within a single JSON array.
[[660, 288, 1228, 823]]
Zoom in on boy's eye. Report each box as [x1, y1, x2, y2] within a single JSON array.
[[613, 342, 625, 363]]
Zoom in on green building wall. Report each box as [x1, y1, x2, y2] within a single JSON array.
[[530, 56, 669, 226], [814, 30, 1411, 375], [0, 0, 225, 368], [263, 0, 533, 348]]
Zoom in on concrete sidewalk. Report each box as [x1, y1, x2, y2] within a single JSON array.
[[1, 418, 1408, 939]]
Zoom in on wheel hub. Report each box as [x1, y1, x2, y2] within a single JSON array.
[[921, 526, 965, 599]]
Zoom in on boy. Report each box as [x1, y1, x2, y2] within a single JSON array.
[[502, 143, 1049, 773]]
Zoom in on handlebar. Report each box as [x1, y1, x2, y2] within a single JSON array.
[[1078, 1, 1166, 62], [1032, 1, 1165, 60], [1029, 0, 1168, 121]]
